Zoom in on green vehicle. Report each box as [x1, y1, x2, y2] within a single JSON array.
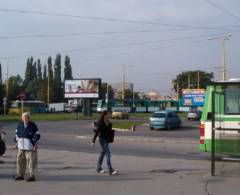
[[199, 79, 240, 156]]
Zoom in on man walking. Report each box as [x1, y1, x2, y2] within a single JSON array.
[[14, 112, 40, 182]]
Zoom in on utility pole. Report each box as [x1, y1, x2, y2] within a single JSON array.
[[121, 64, 126, 100], [47, 66, 50, 107], [221, 38, 227, 81], [208, 34, 231, 81], [6, 60, 9, 98], [197, 71, 200, 89], [188, 73, 190, 89]]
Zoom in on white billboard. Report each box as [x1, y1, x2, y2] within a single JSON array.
[[64, 79, 101, 98]]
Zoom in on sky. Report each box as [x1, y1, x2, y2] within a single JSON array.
[[0, 0, 240, 95]]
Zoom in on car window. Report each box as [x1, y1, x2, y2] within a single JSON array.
[[152, 113, 166, 118]]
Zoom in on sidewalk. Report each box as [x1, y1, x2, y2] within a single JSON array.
[[0, 148, 240, 195]]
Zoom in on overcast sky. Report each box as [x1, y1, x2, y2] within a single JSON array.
[[1, 0, 240, 95]]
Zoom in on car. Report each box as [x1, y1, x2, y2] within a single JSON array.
[[187, 110, 202, 121], [149, 110, 181, 130], [111, 110, 129, 119]]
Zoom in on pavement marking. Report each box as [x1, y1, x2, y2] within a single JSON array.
[[76, 135, 198, 144]]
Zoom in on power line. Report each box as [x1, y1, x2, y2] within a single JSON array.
[[1, 28, 240, 40], [0, 7, 238, 31], [204, 0, 240, 21], [0, 29, 205, 39], [0, 31, 233, 60], [2, 31, 240, 63]]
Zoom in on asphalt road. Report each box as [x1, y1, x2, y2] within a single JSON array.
[[0, 119, 209, 161]]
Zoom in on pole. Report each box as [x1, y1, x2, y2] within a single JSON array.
[[221, 38, 226, 81], [21, 100, 24, 114], [47, 67, 50, 107], [121, 64, 126, 100], [3, 97, 7, 115], [197, 71, 200, 89], [211, 91, 216, 176], [188, 73, 190, 89], [6, 61, 9, 98]]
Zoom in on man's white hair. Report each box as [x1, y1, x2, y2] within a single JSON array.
[[22, 112, 30, 118]]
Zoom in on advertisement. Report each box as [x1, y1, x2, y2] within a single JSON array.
[[64, 79, 101, 98], [182, 89, 205, 107]]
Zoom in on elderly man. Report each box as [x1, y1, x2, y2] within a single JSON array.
[[14, 112, 40, 182]]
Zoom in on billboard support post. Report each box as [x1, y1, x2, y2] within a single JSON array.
[[84, 99, 92, 117]]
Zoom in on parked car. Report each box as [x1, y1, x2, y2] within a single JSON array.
[[111, 110, 129, 119], [187, 111, 202, 121], [149, 110, 181, 130]]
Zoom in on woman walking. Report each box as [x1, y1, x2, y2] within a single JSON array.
[[91, 111, 117, 175]]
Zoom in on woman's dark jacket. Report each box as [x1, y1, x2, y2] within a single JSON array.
[[92, 121, 112, 143]]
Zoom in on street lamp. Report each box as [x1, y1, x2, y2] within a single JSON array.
[[208, 33, 231, 81], [121, 64, 133, 100]]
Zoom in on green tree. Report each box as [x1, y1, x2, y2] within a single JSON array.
[[32, 62, 37, 79], [172, 70, 214, 98], [101, 83, 114, 100], [53, 54, 63, 102], [64, 55, 73, 80], [24, 57, 33, 86], [0, 63, 2, 85], [8, 75, 23, 100], [47, 56, 54, 103], [37, 59, 42, 80], [43, 64, 47, 80], [0, 63, 3, 110]]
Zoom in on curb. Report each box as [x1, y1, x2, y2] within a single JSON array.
[[76, 135, 198, 144]]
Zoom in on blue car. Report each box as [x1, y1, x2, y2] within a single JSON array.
[[149, 110, 181, 130]]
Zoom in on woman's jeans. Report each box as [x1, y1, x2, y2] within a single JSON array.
[[97, 137, 113, 172]]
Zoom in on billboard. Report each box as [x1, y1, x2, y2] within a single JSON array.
[[182, 89, 205, 107], [64, 79, 101, 98]]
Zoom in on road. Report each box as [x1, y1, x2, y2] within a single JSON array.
[[1, 119, 208, 161]]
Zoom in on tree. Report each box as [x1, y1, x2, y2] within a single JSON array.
[[64, 55, 73, 80], [101, 83, 114, 100], [43, 64, 47, 80], [37, 59, 42, 80], [47, 56, 54, 103], [0, 63, 2, 85], [24, 58, 32, 86], [53, 54, 63, 102], [8, 75, 23, 100], [172, 70, 214, 98]]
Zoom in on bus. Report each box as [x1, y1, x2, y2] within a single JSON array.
[[199, 79, 240, 156], [97, 99, 179, 113], [9, 101, 47, 115]]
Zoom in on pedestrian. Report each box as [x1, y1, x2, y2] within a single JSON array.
[[14, 112, 40, 182], [91, 111, 118, 175]]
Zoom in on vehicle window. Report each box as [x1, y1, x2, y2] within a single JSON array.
[[11, 102, 19, 108], [224, 87, 240, 114], [152, 113, 166, 118]]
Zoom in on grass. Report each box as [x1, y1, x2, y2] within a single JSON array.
[[0, 112, 100, 122]]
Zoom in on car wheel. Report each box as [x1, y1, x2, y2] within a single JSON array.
[[150, 127, 154, 130]]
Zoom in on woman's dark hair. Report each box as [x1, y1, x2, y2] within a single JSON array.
[[98, 111, 108, 123]]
